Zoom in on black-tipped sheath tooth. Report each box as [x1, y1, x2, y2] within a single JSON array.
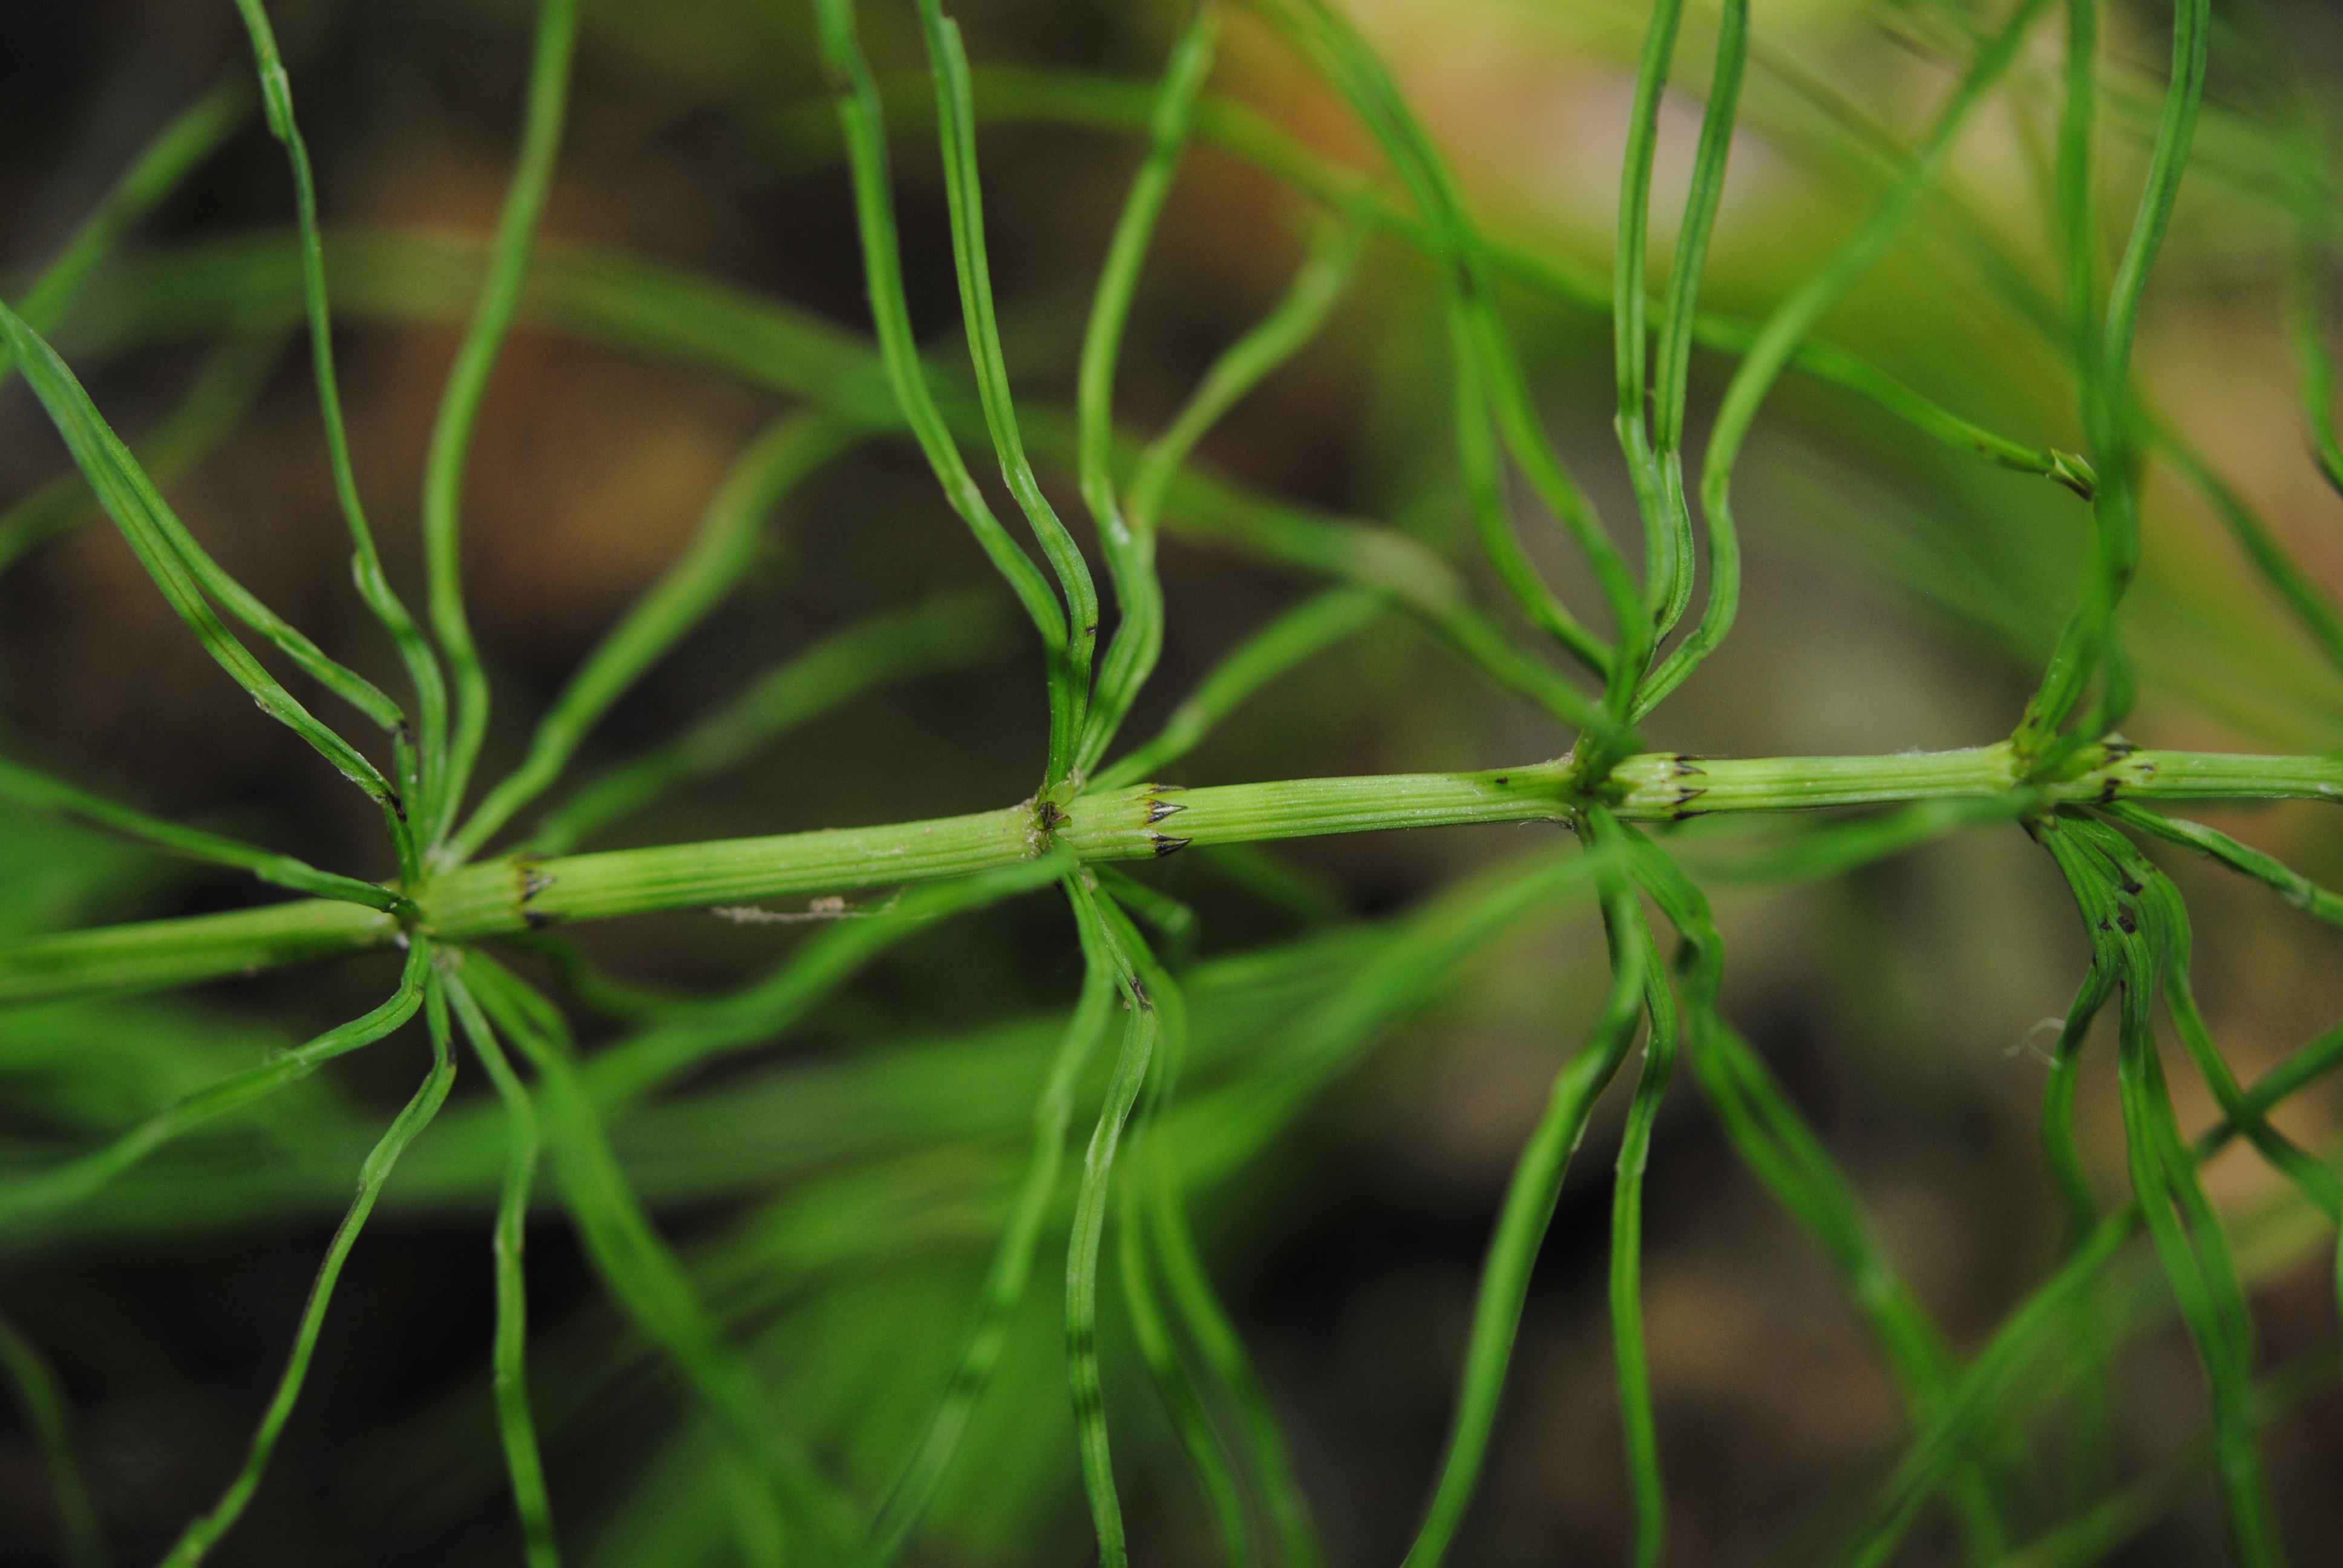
[[1147, 832, 1191, 858], [1146, 797, 1186, 825]]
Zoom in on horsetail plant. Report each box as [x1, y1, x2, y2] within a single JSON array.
[[2, 0, 2341, 1564]]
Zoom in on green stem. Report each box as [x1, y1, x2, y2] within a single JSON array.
[[6, 744, 2339, 1002]]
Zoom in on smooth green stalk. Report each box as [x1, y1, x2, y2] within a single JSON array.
[[1093, 587, 1384, 791], [808, 0, 1078, 782], [1639, 0, 2057, 724], [0, 1310, 107, 1568], [442, 975, 561, 1568], [1071, 6, 1221, 779], [159, 961, 456, 1568], [452, 411, 859, 860], [867, 930, 1117, 1563], [0, 757, 414, 918], [1608, 903, 1677, 1568], [421, 0, 581, 849], [1401, 855, 1648, 1568], [0, 75, 247, 393], [2018, 0, 2208, 765], [1062, 877, 1161, 1568], [916, 0, 1102, 782], [1613, 0, 1686, 625], [525, 586, 1003, 856], [0, 330, 285, 578], [229, 0, 447, 861], [1647, 0, 1749, 638], [1109, 927, 1255, 1568]]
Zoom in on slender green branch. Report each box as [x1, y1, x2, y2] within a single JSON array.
[[1068, 6, 1221, 780], [916, 0, 1103, 781], [229, 0, 446, 873], [443, 975, 562, 1568], [808, 0, 1078, 779], [159, 959, 456, 1568], [422, 0, 581, 849]]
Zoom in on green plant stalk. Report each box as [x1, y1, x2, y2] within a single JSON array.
[[1613, 0, 1686, 624], [159, 960, 456, 1568], [230, 0, 445, 869], [916, 0, 1102, 779], [1648, 0, 1751, 638], [451, 411, 860, 859], [2019, 0, 2209, 765], [1607, 890, 1677, 1568], [1062, 878, 1159, 1568], [1401, 854, 1648, 1568], [421, 0, 580, 849], [1639, 0, 2058, 724], [808, 0, 1079, 782], [443, 978, 561, 1568], [1070, 5, 1221, 779], [5, 743, 2338, 1004]]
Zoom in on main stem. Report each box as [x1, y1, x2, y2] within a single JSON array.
[[5, 743, 2335, 1004]]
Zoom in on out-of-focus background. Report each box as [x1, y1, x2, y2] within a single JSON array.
[[2, 0, 2340, 1563]]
